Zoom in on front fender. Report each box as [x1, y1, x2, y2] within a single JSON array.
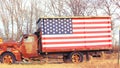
[[0, 50, 4, 55], [0, 50, 22, 61], [12, 50, 22, 61]]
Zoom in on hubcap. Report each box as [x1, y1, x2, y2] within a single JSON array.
[[3, 55, 13, 64], [72, 53, 80, 63]]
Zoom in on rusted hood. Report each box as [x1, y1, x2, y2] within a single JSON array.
[[0, 40, 19, 46]]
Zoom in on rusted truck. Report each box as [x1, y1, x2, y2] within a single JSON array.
[[0, 17, 112, 64]]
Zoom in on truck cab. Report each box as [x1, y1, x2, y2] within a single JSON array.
[[19, 34, 39, 58], [0, 34, 40, 64]]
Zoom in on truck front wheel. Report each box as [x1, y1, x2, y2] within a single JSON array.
[[69, 52, 83, 63], [1, 53, 16, 64]]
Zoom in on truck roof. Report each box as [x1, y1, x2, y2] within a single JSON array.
[[39, 16, 110, 18], [36, 16, 111, 24]]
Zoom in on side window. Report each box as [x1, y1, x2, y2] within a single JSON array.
[[24, 36, 34, 42]]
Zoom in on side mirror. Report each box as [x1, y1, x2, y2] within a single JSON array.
[[23, 34, 28, 39]]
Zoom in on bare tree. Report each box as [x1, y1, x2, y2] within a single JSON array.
[[26, 0, 43, 33], [65, 0, 95, 16], [13, 0, 25, 40], [0, 0, 43, 40], [46, 0, 69, 16], [113, 0, 120, 45], [114, 0, 120, 19], [0, 0, 11, 39], [100, 0, 117, 16]]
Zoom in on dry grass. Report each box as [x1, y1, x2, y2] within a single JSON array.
[[0, 53, 120, 68], [0, 60, 119, 68]]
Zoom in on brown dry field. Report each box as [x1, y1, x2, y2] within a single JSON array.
[[0, 52, 120, 68]]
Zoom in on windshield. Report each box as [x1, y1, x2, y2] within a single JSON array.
[[24, 36, 34, 42]]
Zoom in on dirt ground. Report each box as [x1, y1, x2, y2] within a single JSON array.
[[0, 53, 120, 68]]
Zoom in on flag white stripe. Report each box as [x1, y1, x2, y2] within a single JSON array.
[[43, 42, 112, 47], [72, 19, 111, 22], [73, 24, 111, 27]]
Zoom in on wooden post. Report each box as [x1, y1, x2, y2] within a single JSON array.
[[118, 28, 120, 64], [45, 52, 48, 63], [86, 52, 89, 61]]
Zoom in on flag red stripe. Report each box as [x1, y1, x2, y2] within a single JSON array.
[[73, 31, 111, 34], [73, 22, 110, 24], [42, 35, 111, 40]]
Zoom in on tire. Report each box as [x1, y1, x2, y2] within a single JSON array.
[[63, 56, 69, 63], [1, 53, 16, 64], [69, 52, 83, 63]]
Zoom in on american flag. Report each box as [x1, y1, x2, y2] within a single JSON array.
[[38, 17, 112, 52], [40, 18, 73, 35]]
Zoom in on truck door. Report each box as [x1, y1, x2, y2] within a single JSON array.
[[22, 35, 38, 58]]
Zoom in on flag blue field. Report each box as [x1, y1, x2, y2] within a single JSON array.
[[40, 18, 73, 35]]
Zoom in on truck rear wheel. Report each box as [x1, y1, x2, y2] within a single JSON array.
[[1, 53, 16, 64], [69, 52, 83, 63]]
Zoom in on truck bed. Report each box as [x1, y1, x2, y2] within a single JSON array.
[[37, 17, 112, 52]]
